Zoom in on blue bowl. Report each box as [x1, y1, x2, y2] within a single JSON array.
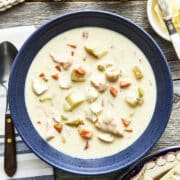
[[8, 11, 173, 175]]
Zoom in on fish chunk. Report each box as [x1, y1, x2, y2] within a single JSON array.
[[90, 101, 103, 115], [84, 41, 108, 59], [32, 79, 48, 95], [105, 66, 120, 82], [86, 87, 98, 103], [59, 77, 71, 89], [90, 74, 108, 93], [95, 113, 123, 137], [49, 52, 73, 70]]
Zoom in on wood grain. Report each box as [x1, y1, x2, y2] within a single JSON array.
[[0, 1, 177, 61], [0, 1, 179, 179]]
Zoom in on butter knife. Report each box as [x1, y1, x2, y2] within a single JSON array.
[[158, 0, 180, 60]]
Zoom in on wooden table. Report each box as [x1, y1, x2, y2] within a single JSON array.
[[0, 0, 179, 179]]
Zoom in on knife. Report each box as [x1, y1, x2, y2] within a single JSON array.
[[158, 0, 180, 60]]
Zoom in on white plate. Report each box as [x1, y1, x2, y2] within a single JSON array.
[[147, 0, 170, 41]]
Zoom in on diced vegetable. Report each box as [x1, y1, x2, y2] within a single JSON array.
[[133, 66, 143, 80], [64, 92, 85, 111], [32, 79, 48, 96], [84, 140, 89, 150], [39, 73, 45, 78], [121, 118, 131, 127], [61, 134, 66, 144], [39, 97, 52, 102], [67, 44, 77, 49], [51, 74, 59, 80], [55, 65, 61, 72], [84, 42, 108, 59], [125, 91, 143, 107], [109, 87, 118, 97], [71, 68, 87, 82], [61, 115, 68, 121], [125, 127, 133, 133], [105, 66, 120, 82], [63, 101, 72, 111], [97, 65, 105, 72], [66, 119, 84, 127], [119, 81, 131, 88], [54, 123, 63, 133], [79, 125, 93, 139], [75, 67, 86, 76], [98, 133, 114, 143], [138, 87, 144, 97]]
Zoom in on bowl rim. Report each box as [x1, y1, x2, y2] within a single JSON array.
[[147, 0, 170, 41], [120, 146, 180, 179], [8, 10, 173, 175]]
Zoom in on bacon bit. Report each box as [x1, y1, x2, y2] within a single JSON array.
[[80, 129, 93, 139], [75, 68, 86, 76], [55, 65, 61, 72], [71, 51, 74, 56], [119, 81, 131, 88], [125, 127, 133, 133], [121, 118, 131, 127], [82, 31, 88, 39], [39, 73, 45, 78], [37, 121, 41, 124], [51, 74, 59, 80], [54, 123, 63, 133], [109, 87, 118, 97], [67, 44, 77, 49], [84, 140, 89, 150]]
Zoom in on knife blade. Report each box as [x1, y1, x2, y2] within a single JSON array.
[[158, 0, 180, 60]]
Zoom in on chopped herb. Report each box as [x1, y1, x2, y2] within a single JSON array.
[[97, 65, 105, 72]]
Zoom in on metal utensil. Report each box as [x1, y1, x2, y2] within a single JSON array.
[[158, 0, 180, 60], [0, 41, 18, 176]]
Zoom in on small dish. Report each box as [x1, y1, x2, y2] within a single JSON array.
[[147, 0, 170, 41], [120, 146, 180, 179]]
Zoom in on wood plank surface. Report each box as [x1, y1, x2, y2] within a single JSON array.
[[0, 1, 177, 62], [0, 1, 179, 179]]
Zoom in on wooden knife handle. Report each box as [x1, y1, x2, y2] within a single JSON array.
[[4, 114, 17, 177]]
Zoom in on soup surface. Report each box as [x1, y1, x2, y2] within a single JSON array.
[[25, 27, 156, 159]]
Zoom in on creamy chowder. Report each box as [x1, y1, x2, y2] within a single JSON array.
[[25, 27, 156, 159]]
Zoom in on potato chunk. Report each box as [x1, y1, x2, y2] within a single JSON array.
[[125, 90, 143, 107], [133, 65, 143, 80], [71, 67, 88, 82], [98, 133, 114, 143], [32, 79, 48, 96], [105, 66, 120, 82], [64, 91, 85, 111], [84, 41, 108, 59]]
